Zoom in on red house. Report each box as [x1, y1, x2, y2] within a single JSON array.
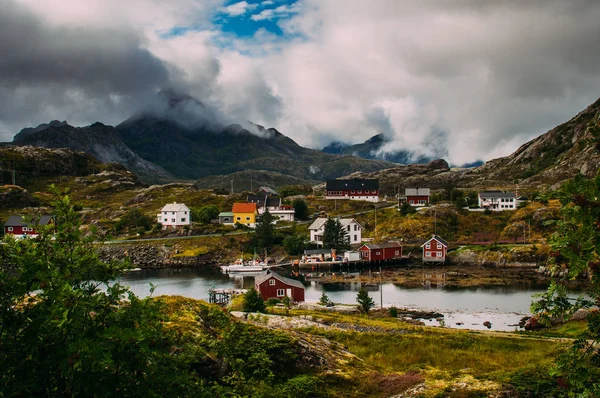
[[422, 235, 448, 263], [3, 215, 54, 239], [254, 270, 305, 302], [405, 188, 430, 206], [358, 242, 403, 261], [326, 178, 379, 202]]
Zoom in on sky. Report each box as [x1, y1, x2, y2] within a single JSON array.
[[1, 0, 600, 165]]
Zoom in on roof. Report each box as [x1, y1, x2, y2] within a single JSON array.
[[232, 202, 257, 213], [4, 215, 53, 227], [478, 191, 517, 199], [360, 241, 402, 250], [421, 235, 449, 247], [405, 188, 430, 196], [247, 195, 281, 208], [160, 202, 189, 212], [255, 270, 305, 289], [308, 217, 361, 231], [218, 212, 233, 217], [255, 186, 278, 195], [326, 178, 379, 191], [304, 249, 333, 255]]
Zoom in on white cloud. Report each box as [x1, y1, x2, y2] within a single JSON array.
[[250, 3, 301, 21], [221, 1, 257, 17], [4, 0, 600, 167]]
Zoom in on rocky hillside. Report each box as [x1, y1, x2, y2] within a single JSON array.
[[12, 121, 173, 184], [344, 97, 600, 193]]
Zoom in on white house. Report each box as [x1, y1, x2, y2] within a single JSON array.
[[308, 217, 362, 246], [157, 202, 191, 229], [246, 195, 295, 222], [478, 192, 517, 211]]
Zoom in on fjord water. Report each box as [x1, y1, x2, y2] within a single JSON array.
[[119, 268, 550, 331]]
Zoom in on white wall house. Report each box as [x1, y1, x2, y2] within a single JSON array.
[[246, 195, 295, 222], [308, 218, 362, 246], [478, 192, 517, 211], [157, 202, 191, 229]]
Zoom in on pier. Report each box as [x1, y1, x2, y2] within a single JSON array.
[[208, 288, 247, 305]]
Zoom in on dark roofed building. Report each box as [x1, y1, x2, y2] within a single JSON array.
[[3, 215, 54, 238], [358, 241, 403, 261], [326, 178, 379, 202]]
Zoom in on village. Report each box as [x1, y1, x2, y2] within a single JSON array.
[[3, 177, 531, 305]]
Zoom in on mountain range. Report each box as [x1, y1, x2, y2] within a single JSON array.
[[7, 91, 395, 185], [3, 91, 600, 192]]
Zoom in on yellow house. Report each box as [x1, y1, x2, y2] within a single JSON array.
[[232, 202, 258, 227]]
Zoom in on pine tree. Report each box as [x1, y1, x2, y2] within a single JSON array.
[[356, 288, 375, 314], [254, 208, 275, 250], [243, 288, 266, 313], [323, 218, 350, 251]]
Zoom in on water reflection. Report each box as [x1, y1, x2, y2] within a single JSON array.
[[119, 267, 554, 331]]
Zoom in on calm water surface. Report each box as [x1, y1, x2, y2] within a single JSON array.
[[119, 267, 550, 331]]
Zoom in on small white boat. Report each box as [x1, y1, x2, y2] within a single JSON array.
[[220, 257, 266, 273]]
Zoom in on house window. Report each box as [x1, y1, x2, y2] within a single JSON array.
[[246, 217, 250, 221], [437, 252, 443, 257], [172, 212, 175, 214], [425, 243, 431, 249], [269, 279, 275, 286], [354, 235, 358, 241], [171, 219, 175, 222], [395, 250, 399, 255], [184, 211, 187, 214], [181, 218, 186, 222], [347, 226, 351, 231], [29, 228, 34, 232], [354, 225, 358, 231], [409, 200, 414, 204], [425, 252, 431, 257], [327, 191, 331, 195], [7, 227, 13, 232], [351, 190, 355, 194], [376, 251, 381, 255], [277, 289, 285, 297], [236, 217, 241, 221], [357, 190, 362, 194], [163, 212, 167, 215]]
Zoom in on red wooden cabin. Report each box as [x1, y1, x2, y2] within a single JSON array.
[[254, 270, 305, 302], [358, 242, 403, 261]]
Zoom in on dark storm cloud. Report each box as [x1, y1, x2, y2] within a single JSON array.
[[0, 0, 173, 136]]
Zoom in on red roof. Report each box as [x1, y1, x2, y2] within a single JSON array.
[[232, 202, 257, 213]]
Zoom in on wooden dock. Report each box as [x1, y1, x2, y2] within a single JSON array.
[[208, 288, 247, 305]]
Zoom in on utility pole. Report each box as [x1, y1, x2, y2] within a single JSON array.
[[250, 174, 253, 192], [231, 179, 234, 195], [379, 265, 383, 309], [12, 169, 16, 186], [434, 209, 437, 235], [374, 205, 377, 237]]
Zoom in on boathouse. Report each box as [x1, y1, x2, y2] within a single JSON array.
[[358, 242, 403, 261], [254, 270, 305, 302], [421, 235, 448, 263]]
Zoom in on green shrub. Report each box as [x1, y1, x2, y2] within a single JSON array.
[[266, 298, 281, 306], [243, 288, 266, 313], [389, 306, 398, 318]]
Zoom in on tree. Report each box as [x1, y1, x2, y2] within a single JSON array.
[[356, 288, 375, 314], [319, 292, 331, 306], [283, 234, 305, 255], [531, 173, 600, 395], [114, 208, 153, 232], [0, 186, 197, 396], [243, 288, 266, 313], [292, 198, 309, 220], [322, 218, 350, 251], [192, 205, 220, 224], [400, 202, 416, 216], [254, 209, 275, 250]]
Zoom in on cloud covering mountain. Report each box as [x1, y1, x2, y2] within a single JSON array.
[[1, 0, 600, 165]]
